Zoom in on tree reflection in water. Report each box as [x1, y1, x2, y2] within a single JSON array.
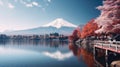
[[0, 39, 68, 48], [69, 43, 94, 67]]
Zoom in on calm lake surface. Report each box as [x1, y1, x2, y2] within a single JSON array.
[[0, 40, 93, 67]]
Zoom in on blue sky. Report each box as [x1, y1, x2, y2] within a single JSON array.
[[0, 0, 102, 32]]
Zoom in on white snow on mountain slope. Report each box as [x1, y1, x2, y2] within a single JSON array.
[[42, 18, 77, 28]]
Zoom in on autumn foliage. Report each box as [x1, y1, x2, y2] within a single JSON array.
[[69, 19, 99, 40], [81, 19, 98, 38], [70, 0, 120, 40], [70, 19, 120, 40], [69, 27, 81, 41]]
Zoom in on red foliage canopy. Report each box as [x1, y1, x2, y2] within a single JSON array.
[[81, 19, 98, 38], [69, 27, 81, 41], [76, 27, 81, 38]]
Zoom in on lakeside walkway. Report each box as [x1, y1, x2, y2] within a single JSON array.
[[93, 40, 120, 67], [94, 40, 120, 53]]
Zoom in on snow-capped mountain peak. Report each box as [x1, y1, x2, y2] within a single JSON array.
[[42, 18, 77, 28], [3, 18, 78, 35]]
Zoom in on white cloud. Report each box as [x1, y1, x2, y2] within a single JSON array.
[[48, 0, 51, 3], [25, 1, 41, 8], [42, 51, 73, 61], [0, 0, 51, 11], [32, 2, 39, 6], [8, 3, 15, 9], [26, 3, 33, 7]]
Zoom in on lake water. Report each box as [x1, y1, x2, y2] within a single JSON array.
[[0, 40, 94, 67]]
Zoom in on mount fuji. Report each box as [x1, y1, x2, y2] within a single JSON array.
[[3, 18, 78, 35], [42, 18, 77, 28]]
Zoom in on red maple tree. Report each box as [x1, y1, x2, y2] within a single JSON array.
[[69, 27, 81, 41], [81, 19, 98, 38]]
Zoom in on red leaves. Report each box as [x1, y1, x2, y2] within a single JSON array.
[[81, 19, 98, 38], [70, 19, 99, 39], [69, 27, 80, 40], [71, 19, 120, 39]]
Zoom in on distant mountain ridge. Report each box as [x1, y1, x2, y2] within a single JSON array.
[[3, 18, 78, 35]]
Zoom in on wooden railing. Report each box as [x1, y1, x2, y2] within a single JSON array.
[[94, 40, 120, 52]]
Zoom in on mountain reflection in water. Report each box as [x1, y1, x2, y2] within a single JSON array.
[[0, 40, 92, 67], [42, 51, 73, 61]]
